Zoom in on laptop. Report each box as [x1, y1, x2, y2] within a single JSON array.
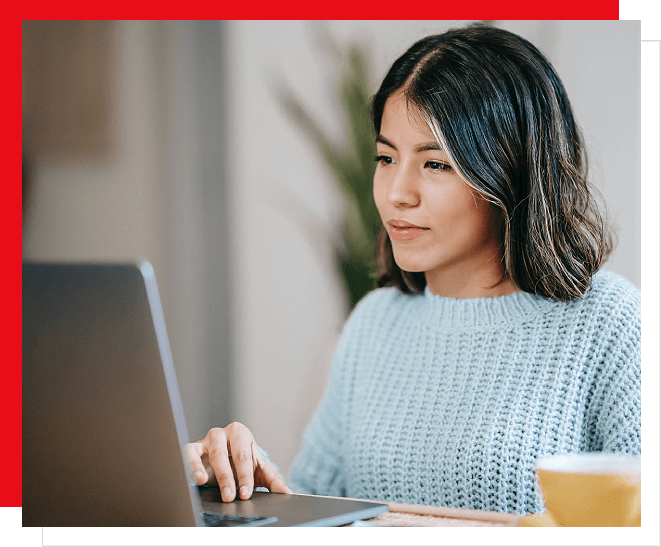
[[22, 261, 388, 527]]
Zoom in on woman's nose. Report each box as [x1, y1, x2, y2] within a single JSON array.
[[387, 167, 420, 208]]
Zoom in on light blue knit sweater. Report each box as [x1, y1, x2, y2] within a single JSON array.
[[288, 270, 641, 515]]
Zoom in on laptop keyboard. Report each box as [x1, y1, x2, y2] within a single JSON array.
[[200, 511, 278, 527]]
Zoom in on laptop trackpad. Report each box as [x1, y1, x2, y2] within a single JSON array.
[[196, 486, 388, 527]]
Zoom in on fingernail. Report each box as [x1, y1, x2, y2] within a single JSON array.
[[222, 487, 232, 501], [239, 486, 249, 499], [194, 471, 205, 483]]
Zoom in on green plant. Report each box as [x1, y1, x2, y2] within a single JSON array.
[[275, 40, 382, 310]]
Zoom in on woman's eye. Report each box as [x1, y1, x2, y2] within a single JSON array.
[[374, 155, 394, 165], [426, 161, 452, 172]]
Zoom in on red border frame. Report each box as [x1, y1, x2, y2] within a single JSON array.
[[11, 2, 620, 509]]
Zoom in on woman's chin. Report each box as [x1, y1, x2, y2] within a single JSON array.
[[392, 257, 427, 274]]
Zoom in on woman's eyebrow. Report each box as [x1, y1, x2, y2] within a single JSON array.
[[376, 135, 443, 154], [416, 141, 443, 153], [375, 135, 397, 150]]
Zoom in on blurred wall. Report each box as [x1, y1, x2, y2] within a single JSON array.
[[22, 20, 234, 444], [23, 20, 640, 480]]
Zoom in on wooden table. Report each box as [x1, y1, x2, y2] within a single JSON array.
[[368, 501, 522, 527]]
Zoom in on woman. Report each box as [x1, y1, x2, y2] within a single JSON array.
[[187, 24, 640, 515]]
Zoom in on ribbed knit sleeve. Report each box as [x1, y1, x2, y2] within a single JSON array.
[[584, 277, 641, 454], [287, 292, 376, 496], [287, 352, 347, 496]]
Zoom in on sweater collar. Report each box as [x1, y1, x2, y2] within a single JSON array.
[[423, 285, 556, 328]]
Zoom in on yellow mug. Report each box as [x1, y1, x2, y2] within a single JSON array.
[[520, 453, 640, 527]]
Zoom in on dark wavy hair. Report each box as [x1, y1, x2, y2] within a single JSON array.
[[372, 24, 613, 301]]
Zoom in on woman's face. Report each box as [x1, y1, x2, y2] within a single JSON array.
[[373, 92, 512, 297]]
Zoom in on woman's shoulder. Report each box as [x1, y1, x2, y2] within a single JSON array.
[[577, 270, 641, 350], [340, 286, 422, 333], [586, 270, 640, 312], [352, 286, 421, 315]]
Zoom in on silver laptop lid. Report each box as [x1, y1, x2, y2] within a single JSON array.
[[23, 261, 201, 526]]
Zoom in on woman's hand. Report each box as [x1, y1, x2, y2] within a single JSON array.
[[186, 422, 293, 502]]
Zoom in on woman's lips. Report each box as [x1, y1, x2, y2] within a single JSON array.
[[388, 221, 430, 241]]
